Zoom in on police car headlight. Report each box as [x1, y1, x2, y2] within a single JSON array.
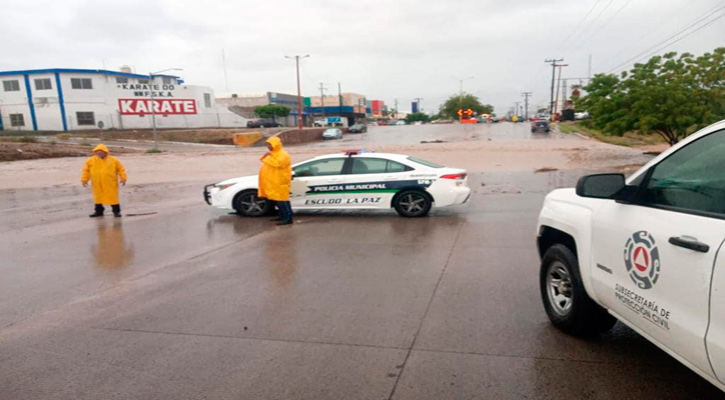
[[216, 183, 235, 191]]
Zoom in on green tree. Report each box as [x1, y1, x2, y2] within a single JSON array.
[[404, 113, 431, 124], [253, 104, 291, 121], [579, 47, 725, 145], [440, 94, 494, 120]]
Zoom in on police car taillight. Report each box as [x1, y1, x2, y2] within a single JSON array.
[[441, 173, 467, 180]]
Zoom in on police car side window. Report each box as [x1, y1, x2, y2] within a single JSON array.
[[293, 158, 345, 177], [641, 129, 725, 217], [351, 158, 412, 174]]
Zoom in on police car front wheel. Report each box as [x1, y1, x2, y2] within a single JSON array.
[[234, 190, 271, 217], [394, 190, 432, 217], [540, 244, 616, 336]]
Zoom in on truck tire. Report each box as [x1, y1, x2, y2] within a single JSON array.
[[540, 244, 616, 336]]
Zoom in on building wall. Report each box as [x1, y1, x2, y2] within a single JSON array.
[[0, 69, 249, 131]]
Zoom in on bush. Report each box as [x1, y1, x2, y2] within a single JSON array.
[[56, 133, 70, 140], [146, 149, 162, 154], [16, 136, 37, 143], [79, 140, 92, 147]]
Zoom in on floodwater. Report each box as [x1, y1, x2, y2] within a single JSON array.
[[1, 124, 721, 399]]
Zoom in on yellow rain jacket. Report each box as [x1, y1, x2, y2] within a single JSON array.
[[258, 137, 292, 201], [81, 144, 127, 205]]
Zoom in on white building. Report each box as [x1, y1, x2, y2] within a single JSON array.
[[0, 68, 248, 132]]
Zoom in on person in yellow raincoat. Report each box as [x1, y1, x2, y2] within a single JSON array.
[[81, 144, 127, 218], [258, 137, 293, 225]]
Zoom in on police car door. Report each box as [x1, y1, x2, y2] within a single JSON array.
[[590, 128, 725, 379], [346, 157, 413, 208], [290, 158, 348, 209]]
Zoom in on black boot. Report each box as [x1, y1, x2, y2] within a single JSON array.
[[112, 204, 122, 218], [89, 204, 104, 218]]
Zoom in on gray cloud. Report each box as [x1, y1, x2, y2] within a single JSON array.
[[2, 0, 722, 113]]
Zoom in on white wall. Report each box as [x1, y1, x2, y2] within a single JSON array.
[[0, 71, 249, 132]]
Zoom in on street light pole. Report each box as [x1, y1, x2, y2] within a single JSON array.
[[452, 76, 474, 110], [285, 55, 309, 129], [149, 67, 183, 150], [554, 64, 569, 118]]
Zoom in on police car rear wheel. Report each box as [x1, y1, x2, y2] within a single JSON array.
[[234, 190, 271, 217], [394, 190, 431, 217], [540, 244, 616, 336]]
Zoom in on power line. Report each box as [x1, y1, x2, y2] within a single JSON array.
[[576, 0, 634, 47], [558, 0, 605, 51], [575, 0, 616, 43], [606, 5, 725, 73]]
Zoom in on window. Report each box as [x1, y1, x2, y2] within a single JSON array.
[[162, 77, 173, 85], [34, 78, 52, 90], [351, 158, 412, 174], [407, 156, 443, 168], [294, 158, 346, 177], [10, 114, 24, 127], [204, 93, 212, 108], [70, 78, 93, 89], [3, 80, 20, 92], [641, 129, 725, 217], [116, 77, 128, 84], [138, 79, 149, 84], [76, 112, 95, 126]]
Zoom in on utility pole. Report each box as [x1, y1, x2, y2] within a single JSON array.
[[521, 92, 532, 121], [514, 101, 521, 117], [554, 64, 569, 117], [337, 82, 343, 117], [545, 58, 564, 119], [394, 98, 399, 119], [319, 82, 327, 120], [285, 55, 309, 129], [588, 54, 592, 80], [222, 49, 229, 93]]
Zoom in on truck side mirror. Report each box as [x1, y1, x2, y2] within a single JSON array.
[[576, 173, 626, 199]]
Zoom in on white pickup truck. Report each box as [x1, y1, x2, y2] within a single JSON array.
[[537, 119, 725, 392]]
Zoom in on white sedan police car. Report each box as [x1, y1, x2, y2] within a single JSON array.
[[204, 151, 471, 217], [537, 119, 725, 392]]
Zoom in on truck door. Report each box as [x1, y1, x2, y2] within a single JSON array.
[[705, 241, 725, 385], [590, 128, 725, 378]]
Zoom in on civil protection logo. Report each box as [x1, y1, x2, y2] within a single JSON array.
[[624, 231, 661, 290]]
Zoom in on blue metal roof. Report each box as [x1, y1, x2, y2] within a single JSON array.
[[0, 68, 180, 79]]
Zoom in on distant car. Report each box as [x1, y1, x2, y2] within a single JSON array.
[[575, 111, 590, 120], [349, 124, 368, 133], [378, 121, 388, 126], [204, 151, 471, 218], [531, 120, 551, 133], [322, 128, 343, 140], [247, 119, 281, 128], [431, 119, 454, 124]]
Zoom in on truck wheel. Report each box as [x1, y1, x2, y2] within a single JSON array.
[[540, 244, 616, 336], [233, 190, 271, 217]]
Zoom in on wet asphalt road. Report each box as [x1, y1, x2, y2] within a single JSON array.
[[1, 124, 723, 399]]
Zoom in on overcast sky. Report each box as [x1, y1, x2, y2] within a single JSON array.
[[2, 0, 723, 114]]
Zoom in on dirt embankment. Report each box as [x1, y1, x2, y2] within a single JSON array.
[[0, 143, 138, 162], [77, 128, 288, 145]]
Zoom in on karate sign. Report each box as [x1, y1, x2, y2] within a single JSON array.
[[118, 99, 197, 115]]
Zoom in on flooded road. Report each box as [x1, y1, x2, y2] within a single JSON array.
[[1, 124, 720, 399]]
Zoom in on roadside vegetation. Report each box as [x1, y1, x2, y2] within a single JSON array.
[[577, 47, 724, 146], [557, 122, 665, 147]]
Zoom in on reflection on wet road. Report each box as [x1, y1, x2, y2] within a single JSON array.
[[1, 156, 722, 398], [312, 122, 571, 149]]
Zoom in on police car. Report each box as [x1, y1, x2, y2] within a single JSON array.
[[537, 119, 725, 392], [204, 151, 471, 217]]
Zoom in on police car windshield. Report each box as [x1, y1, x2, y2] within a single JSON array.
[[407, 156, 443, 168]]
